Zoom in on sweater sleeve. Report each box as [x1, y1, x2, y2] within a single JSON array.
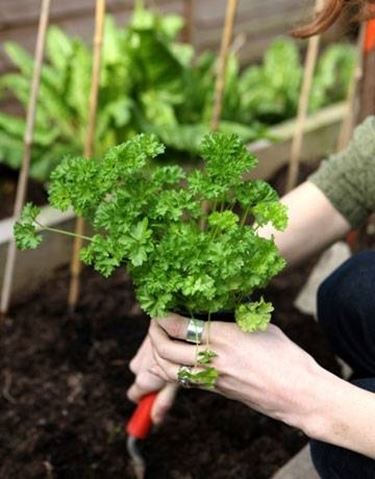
[[308, 116, 375, 228]]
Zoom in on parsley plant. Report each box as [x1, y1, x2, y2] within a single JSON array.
[[15, 133, 287, 387]]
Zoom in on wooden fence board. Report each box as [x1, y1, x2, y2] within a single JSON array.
[[0, 0, 330, 75]]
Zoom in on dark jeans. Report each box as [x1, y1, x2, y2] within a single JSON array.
[[310, 251, 375, 478]]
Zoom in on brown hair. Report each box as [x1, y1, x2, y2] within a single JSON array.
[[292, 0, 375, 38]]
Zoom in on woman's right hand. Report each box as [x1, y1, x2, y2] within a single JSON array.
[[127, 333, 178, 425]]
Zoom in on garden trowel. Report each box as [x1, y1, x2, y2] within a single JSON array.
[[126, 392, 158, 479]]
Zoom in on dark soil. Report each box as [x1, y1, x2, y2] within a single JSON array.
[[0, 260, 341, 479], [0, 165, 47, 220]]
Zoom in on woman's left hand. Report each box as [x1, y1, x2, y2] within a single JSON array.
[[148, 314, 326, 432]]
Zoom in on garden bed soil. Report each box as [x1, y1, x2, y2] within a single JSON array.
[[0, 165, 47, 220], [0, 259, 341, 479]]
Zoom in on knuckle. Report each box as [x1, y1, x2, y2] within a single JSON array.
[[168, 319, 184, 338], [129, 358, 138, 374], [158, 345, 169, 359]]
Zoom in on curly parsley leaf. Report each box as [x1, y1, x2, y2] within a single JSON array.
[[15, 133, 288, 322], [235, 298, 274, 332], [14, 203, 42, 250]]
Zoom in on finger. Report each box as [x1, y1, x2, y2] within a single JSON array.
[[155, 314, 209, 343], [129, 336, 151, 374], [149, 320, 202, 366], [151, 384, 178, 425], [127, 370, 165, 403], [151, 350, 208, 387], [151, 359, 211, 391]]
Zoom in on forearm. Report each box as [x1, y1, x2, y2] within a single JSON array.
[[259, 182, 351, 267], [295, 366, 375, 458]]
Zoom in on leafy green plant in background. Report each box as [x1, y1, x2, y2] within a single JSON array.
[[0, 1, 356, 183], [15, 133, 287, 388]]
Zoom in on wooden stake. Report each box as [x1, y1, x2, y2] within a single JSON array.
[[285, 0, 324, 193], [198, 0, 238, 231], [0, 0, 52, 318], [68, 0, 106, 312], [211, 0, 238, 131], [336, 25, 365, 151], [181, 0, 195, 44]]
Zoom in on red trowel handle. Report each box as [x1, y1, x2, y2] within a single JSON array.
[[126, 392, 158, 440]]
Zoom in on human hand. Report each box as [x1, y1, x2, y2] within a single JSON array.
[[148, 314, 325, 432], [127, 334, 178, 425]]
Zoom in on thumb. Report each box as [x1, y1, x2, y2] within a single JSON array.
[[151, 383, 178, 425]]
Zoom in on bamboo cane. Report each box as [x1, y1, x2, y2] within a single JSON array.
[[199, 0, 238, 231], [0, 0, 52, 318], [211, 0, 238, 131], [68, 0, 106, 313], [336, 25, 365, 152], [181, 0, 195, 44], [285, 0, 324, 193]]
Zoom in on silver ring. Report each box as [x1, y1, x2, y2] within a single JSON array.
[[177, 366, 193, 388], [186, 319, 205, 344]]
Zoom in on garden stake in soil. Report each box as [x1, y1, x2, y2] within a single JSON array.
[[200, 0, 239, 230], [286, 0, 324, 193], [181, 0, 195, 44], [211, 0, 239, 131], [68, 0, 106, 313], [336, 24, 365, 152], [0, 0, 52, 319]]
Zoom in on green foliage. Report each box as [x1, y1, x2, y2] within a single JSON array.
[[177, 365, 219, 390], [197, 349, 218, 366], [237, 38, 356, 125], [235, 298, 274, 333], [15, 133, 287, 324], [310, 44, 357, 111], [238, 38, 303, 124], [0, 3, 356, 182], [14, 203, 42, 250]]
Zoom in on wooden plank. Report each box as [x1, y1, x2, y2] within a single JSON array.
[[0, 0, 176, 28], [0, 0, 345, 76], [0, 0, 346, 75]]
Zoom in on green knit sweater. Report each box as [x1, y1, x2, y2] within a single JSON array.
[[309, 116, 375, 228]]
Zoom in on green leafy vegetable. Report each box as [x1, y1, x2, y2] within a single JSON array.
[[14, 203, 42, 250], [14, 133, 288, 388], [177, 366, 219, 390], [0, 4, 356, 183], [197, 349, 218, 366], [15, 133, 287, 321], [235, 298, 274, 332]]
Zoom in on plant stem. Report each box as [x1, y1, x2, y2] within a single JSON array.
[[240, 205, 250, 226], [35, 221, 93, 242], [206, 312, 211, 348]]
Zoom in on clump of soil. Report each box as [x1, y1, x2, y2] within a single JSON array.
[[0, 261, 340, 479]]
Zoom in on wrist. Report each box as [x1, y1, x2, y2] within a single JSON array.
[[300, 369, 375, 458], [298, 365, 342, 440], [283, 359, 341, 440]]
